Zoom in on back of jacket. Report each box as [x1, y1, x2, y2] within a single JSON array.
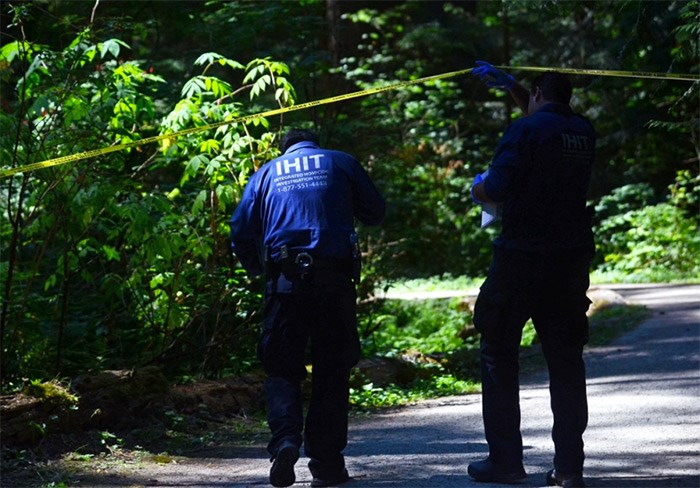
[[483, 103, 596, 253], [229, 141, 385, 275]]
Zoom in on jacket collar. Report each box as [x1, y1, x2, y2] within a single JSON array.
[[285, 141, 320, 154], [539, 102, 574, 116]]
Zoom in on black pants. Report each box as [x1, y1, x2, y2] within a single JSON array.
[[473, 247, 592, 475], [259, 270, 360, 479]]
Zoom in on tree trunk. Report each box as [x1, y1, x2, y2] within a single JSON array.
[[502, 1, 512, 125], [326, 0, 340, 66]]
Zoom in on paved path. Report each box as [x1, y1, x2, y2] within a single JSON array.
[[87, 284, 700, 487]]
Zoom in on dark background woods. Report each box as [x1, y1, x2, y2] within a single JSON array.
[[1, 0, 698, 387]]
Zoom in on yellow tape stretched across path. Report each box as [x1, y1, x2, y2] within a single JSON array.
[[1, 65, 697, 180], [0, 68, 471, 179], [496, 66, 699, 82]]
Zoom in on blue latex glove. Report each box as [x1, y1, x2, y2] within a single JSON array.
[[472, 60, 515, 90], [470, 170, 489, 204]]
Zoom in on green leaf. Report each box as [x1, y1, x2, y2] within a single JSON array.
[[183, 154, 210, 184], [67, 29, 91, 49], [200, 139, 221, 154], [167, 188, 181, 200], [207, 77, 232, 97], [0, 40, 39, 63], [192, 189, 207, 214], [44, 274, 57, 291], [155, 235, 172, 260], [194, 52, 223, 66], [250, 75, 271, 99], [99, 39, 129, 59], [182, 77, 207, 98], [220, 58, 245, 70], [102, 245, 120, 262]]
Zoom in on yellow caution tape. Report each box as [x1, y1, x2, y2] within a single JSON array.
[[0, 68, 471, 179], [1, 65, 697, 179], [496, 65, 700, 82]]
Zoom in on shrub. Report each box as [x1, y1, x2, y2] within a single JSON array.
[[594, 172, 699, 280]]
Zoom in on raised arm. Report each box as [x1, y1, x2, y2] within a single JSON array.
[[472, 60, 530, 114]]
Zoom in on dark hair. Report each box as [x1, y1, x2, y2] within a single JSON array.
[[280, 129, 320, 152], [531, 72, 572, 104]]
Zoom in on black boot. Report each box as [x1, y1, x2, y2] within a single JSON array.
[[546, 469, 585, 487], [468, 458, 527, 484], [270, 443, 299, 487]]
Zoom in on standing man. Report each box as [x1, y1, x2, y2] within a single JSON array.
[[230, 128, 385, 488], [468, 61, 595, 488]]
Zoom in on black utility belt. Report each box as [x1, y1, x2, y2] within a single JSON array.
[[267, 253, 352, 278]]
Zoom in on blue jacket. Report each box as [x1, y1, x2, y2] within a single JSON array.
[[483, 103, 596, 252], [229, 141, 385, 275]]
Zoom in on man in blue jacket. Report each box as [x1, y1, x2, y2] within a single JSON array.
[[469, 62, 595, 488], [230, 129, 385, 488]]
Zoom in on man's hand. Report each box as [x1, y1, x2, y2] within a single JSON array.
[[472, 60, 515, 90], [470, 170, 489, 204]]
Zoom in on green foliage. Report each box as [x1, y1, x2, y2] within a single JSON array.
[[352, 290, 651, 410], [599, 203, 699, 276], [23, 379, 78, 407], [360, 298, 473, 357], [673, 0, 700, 62], [355, 297, 481, 408], [668, 169, 700, 214], [354, 295, 541, 409], [594, 172, 700, 279], [0, 18, 294, 383], [350, 375, 479, 410], [336, 2, 495, 278], [386, 274, 483, 293], [594, 183, 657, 221], [1, 27, 171, 380], [361, 295, 537, 356], [1, 0, 698, 391], [99, 431, 124, 456]]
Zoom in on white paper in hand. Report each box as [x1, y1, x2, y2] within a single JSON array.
[[481, 201, 500, 228]]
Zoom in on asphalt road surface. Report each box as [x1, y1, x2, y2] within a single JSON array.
[[91, 284, 700, 488]]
